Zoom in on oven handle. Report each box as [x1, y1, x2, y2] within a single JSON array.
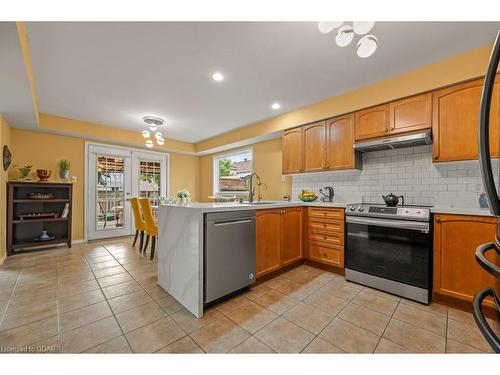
[[346, 216, 430, 232]]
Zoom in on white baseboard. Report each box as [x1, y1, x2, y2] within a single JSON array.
[[71, 239, 88, 245]]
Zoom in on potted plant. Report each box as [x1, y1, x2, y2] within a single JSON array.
[[59, 160, 71, 180], [176, 189, 190, 205]]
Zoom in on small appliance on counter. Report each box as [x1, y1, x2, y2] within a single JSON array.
[[319, 186, 334, 202], [382, 193, 404, 207]]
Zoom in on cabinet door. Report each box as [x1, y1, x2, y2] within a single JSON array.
[[282, 127, 303, 174], [432, 77, 500, 162], [354, 104, 390, 141], [433, 214, 497, 307], [302, 121, 326, 172], [389, 93, 432, 135], [281, 207, 303, 266], [326, 114, 356, 170], [255, 209, 282, 277]]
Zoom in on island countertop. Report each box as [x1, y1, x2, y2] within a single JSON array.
[[159, 200, 347, 212]]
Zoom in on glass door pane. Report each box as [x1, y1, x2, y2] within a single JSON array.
[[96, 156, 125, 231], [139, 160, 161, 206]]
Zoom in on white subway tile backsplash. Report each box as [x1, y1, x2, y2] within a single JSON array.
[[292, 147, 498, 209]]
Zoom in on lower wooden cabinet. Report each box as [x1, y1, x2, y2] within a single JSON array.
[[306, 207, 345, 268], [255, 207, 303, 277], [433, 214, 497, 307]]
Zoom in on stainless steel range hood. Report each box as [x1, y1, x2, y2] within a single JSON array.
[[353, 130, 432, 152]]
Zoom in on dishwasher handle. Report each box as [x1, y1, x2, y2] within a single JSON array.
[[213, 218, 253, 227]]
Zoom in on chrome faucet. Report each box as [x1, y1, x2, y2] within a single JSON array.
[[241, 172, 267, 203]]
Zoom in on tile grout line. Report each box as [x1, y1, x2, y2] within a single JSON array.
[[372, 299, 401, 353]]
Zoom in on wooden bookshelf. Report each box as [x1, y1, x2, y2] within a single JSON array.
[[6, 181, 73, 255]]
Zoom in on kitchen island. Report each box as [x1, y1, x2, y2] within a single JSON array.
[[157, 201, 346, 317]]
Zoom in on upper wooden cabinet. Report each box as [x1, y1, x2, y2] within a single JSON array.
[[433, 77, 500, 162], [303, 121, 327, 172], [282, 127, 303, 174], [389, 93, 432, 135], [433, 214, 497, 308], [354, 104, 390, 141], [326, 114, 358, 170]]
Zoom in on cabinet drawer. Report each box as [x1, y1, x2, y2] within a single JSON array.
[[307, 207, 344, 220], [308, 230, 344, 246], [308, 242, 342, 266], [308, 219, 344, 233]]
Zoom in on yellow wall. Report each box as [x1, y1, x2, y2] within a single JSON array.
[[7, 129, 200, 244], [195, 44, 494, 153], [199, 138, 291, 202], [0, 116, 12, 264], [10, 129, 86, 241]]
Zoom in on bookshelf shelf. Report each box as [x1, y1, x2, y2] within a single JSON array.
[[7, 182, 73, 255]]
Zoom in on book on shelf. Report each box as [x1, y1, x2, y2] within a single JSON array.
[[61, 203, 70, 218]]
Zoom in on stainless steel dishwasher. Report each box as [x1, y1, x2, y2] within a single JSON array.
[[204, 210, 256, 304]]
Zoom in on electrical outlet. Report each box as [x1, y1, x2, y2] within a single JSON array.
[[71, 176, 77, 183]]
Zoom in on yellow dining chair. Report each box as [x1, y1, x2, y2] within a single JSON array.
[[129, 198, 146, 251], [138, 197, 158, 260]]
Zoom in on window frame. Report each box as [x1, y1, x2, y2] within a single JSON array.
[[212, 148, 253, 196]]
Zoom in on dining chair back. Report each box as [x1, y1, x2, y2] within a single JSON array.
[[129, 198, 146, 250], [138, 197, 158, 260]]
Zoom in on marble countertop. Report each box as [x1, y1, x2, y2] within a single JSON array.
[[431, 206, 495, 217], [158, 201, 346, 212]]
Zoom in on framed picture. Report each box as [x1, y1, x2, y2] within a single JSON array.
[[3, 145, 11, 171]]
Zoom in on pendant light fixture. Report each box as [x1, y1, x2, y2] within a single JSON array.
[[318, 21, 377, 58], [141, 116, 166, 148]]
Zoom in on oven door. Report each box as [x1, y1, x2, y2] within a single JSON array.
[[346, 216, 431, 289]]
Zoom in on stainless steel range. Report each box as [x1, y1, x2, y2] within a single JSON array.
[[345, 203, 432, 304]]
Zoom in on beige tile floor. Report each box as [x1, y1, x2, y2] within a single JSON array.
[[0, 237, 497, 353]]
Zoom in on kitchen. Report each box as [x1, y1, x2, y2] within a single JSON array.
[[0, 12, 499, 365]]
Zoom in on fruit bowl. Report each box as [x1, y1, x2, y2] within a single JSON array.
[[298, 195, 318, 202]]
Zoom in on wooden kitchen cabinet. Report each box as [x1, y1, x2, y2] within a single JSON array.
[[389, 92, 432, 135], [326, 114, 360, 170], [432, 77, 500, 162], [282, 127, 303, 174], [306, 207, 345, 268], [433, 214, 497, 307], [302, 121, 327, 172], [255, 209, 282, 277], [354, 104, 390, 141], [255, 207, 304, 277], [281, 207, 304, 266]]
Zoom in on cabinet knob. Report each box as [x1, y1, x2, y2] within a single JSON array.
[[435, 216, 440, 222], [323, 236, 327, 240], [385, 128, 389, 132]]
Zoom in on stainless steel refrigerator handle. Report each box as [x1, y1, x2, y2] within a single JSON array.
[[478, 30, 500, 216], [346, 216, 429, 232], [475, 242, 500, 278], [472, 287, 500, 353], [213, 219, 252, 226]]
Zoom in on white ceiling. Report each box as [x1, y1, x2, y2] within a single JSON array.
[[23, 22, 500, 143], [0, 22, 38, 130]]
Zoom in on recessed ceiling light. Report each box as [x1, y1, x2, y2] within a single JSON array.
[[212, 72, 224, 81], [271, 103, 281, 110]]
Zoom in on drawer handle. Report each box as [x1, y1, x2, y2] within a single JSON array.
[[323, 224, 327, 227]]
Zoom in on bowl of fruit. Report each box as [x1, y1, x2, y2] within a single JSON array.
[[298, 190, 318, 202]]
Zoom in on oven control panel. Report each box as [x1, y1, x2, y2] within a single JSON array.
[[345, 203, 430, 221]]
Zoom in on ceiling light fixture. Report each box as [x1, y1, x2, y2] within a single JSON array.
[[318, 21, 377, 58], [356, 35, 378, 58], [271, 103, 281, 110], [212, 72, 224, 81], [141, 116, 166, 148]]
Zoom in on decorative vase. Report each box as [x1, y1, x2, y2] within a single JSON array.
[[60, 169, 70, 180]]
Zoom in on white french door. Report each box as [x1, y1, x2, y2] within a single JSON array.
[[86, 143, 168, 240], [88, 145, 132, 240]]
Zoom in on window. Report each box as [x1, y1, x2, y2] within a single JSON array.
[[138, 160, 161, 205], [213, 149, 253, 196]]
